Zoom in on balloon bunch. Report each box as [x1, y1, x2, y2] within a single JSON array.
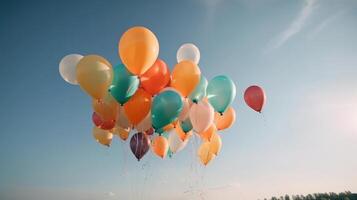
[[59, 26, 266, 165]]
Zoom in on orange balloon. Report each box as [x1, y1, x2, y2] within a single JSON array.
[[175, 123, 192, 141], [171, 60, 201, 97], [198, 141, 216, 166], [162, 120, 178, 132], [92, 93, 119, 121], [140, 59, 170, 96], [199, 124, 216, 141], [113, 126, 131, 141], [124, 88, 152, 125], [214, 107, 236, 130], [118, 26, 159, 75], [152, 135, 169, 158], [209, 132, 222, 155]]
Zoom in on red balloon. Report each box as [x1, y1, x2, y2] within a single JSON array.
[[92, 112, 102, 127], [144, 127, 154, 135], [92, 112, 115, 130], [244, 85, 266, 113], [140, 59, 170, 96]]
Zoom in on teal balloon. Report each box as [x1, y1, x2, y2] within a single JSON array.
[[151, 90, 183, 130], [189, 75, 207, 103], [207, 75, 236, 113], [109, 64, 139, 105], [180, 118, 192, 133]]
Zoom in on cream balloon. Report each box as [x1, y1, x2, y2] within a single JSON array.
[[176, 43, 200, 64], [59, 54, 83, 85], [92, 126, 113, 147], [178, 98, 191, 121], [168, 129, 189, 153], [189, 101, 214, 133], [116, 106, 131, 129], [135, 112, 152, 132]]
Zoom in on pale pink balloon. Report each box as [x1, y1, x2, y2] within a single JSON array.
[[189, 101, 214, 133], [178, 98, 191, 121], [116, 105, 131, 129], [135, 112, 152, 132]]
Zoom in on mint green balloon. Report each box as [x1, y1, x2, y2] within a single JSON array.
[[189, 75, 207, 103], [151, 90, 183, 130], [180, 118, 192, 133], [109, 64, 139, 105], [207, 75, 236, 113]]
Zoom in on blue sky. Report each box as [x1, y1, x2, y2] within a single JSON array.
[[0, 0, 357, 199]]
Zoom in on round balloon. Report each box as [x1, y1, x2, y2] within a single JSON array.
[[214, 107, 236, 131], [92, 126, 113, 147], [176, 43, 200, 64], [189, 75, 207, 103], [116, 106, 131, 129], [140, 59, 170, 96], [152, 135, 169, 158], [119, 26, 159, 75], [92, 92, 119, 121], [178, 98, 191, 121], [198, 141, 216, 166], [207, 75, 236, 113], [77, 55, 113, 99], [199, 124, 216, 141], [180, 117, 193, 133], [135, 112, 152, 132], [171, 60, 201, 97], [59, 54, 83, 85], [168, 129, 189, 153], [151, 90, 183, 130], [209, 132, 222, 155], [109, 64, 139, 105], [244, 85, 266, 113], [130, 132, 150, 161], [189, 100, 214, 133], [124, 88, 152, 125]]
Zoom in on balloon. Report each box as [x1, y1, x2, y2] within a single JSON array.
[[171, 61, 201, 97], [119, 26, 159, 75], [151, 90, 183, 130], [209, 132, 222, 155], [199, 124, 216, 141], [109, 64, 139, 105], [135, 112, 152, 132], [144, 127, 154, 135], [175, 123, 192, 141], [140, 59, 170, 96], [152, 135, 169, 158], [178, 98, 191, 121], [116, 105, 132, 130], [189, 100, 214, 133], [124, 88, 152, 125], [244, 85, 266, 113], [176, 43, 200, 64], [92, 92, 119, 121], [168, 129, 189, 153], [76, 55, 113, 99], [92, 112, 116, 130], [59, 54, 83, 85], [92, 126, 113, 147], [180, 117, 193, 133], [92, 112, 102, 127], [206, 75, 236, 114], [112, 126, 131, 141], [189, 75, 207, 103], [214, 107, 236, 130], [130, 132, 150, 161], [198, 141, 216, 166]]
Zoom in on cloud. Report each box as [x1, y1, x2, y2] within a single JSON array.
[[308, 10, 345, 39], [267, 0, 318, 51]]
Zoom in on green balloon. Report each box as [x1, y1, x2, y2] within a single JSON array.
[[109, 64, 139, 105], [180, 118, 193, 133], [151, 90, 183, 130], [189, 75, 207, 103], [207, 75, 236, 113]]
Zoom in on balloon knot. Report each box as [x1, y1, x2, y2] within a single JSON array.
[[219, 112, 223, 116]]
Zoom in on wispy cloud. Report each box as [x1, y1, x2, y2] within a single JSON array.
[[267, 0, 318, 51], [308, 10, 346, 39]]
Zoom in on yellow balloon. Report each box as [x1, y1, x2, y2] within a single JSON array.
[[92, 126, 113, 147], [112, 126, 131, 141], [119, 26, 159, 75], [171, 60, 201, 97], [92, 92, 119, 121], [77, 55, 113, 99], [198, 141, 216, 166], [209, 132, 222, 155]]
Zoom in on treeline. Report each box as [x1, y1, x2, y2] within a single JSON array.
[[263, 191, 357, 200]]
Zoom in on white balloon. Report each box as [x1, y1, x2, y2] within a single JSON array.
[[59, 54, 83, 85], [168, 129, 188, 153], [189, 100, 214, 133], [176, 43, 200, 64]]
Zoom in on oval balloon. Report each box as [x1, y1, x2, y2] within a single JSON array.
[[124, 88, 152, 125], [119, 26, 159, 75], [175, 123, 192, 141], [109, 64, 139, 105], [91, 112, 116, 130], [171, 60, 201, 97], [209, 132, 222, 155], [207, 75, 236, 114], [76, 55, 113, 99], [244, 85, 266, 113], [92, 112, 102, 127], [135, 112, 152, 132], [189, 100, 214, 133], [198, 141, 216, 166], [130, 132, 150, 161], [199, 124, 216, 141], [113, 126, 131, 141], [176, 43, 200, 64], [152, 135, 169, 158], [151, 90, 183, 130], [59, 54, 83, 85], [116, 106, 131, 129], [140, 59, 170, 96], [144, 127, 154, 135], [178, 98, 191, 121], [92, 92, 119, 121], [180, 117, 193, 133], [189, 75, 207, 103], [92, 126, 113, 147], [214, 107, 236, 131], [168, 129, 189, 153]]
